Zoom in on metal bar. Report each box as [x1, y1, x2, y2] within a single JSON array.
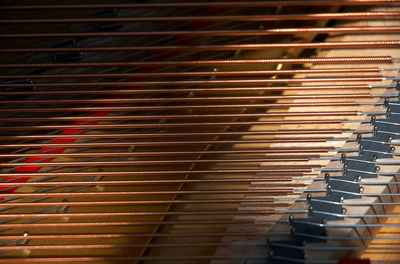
[[0, 220, 262, 229], [0, 188, 293, 198], [0, 177, 311, 186], [0, 158, 321, 167], [0, 94, 373, 105], [0, 130, 344, 140], [0, 139, 331, 148], [0, 198, 289, 207], [0, 78, 384, 90], [0, 169, 311, 178], [4, 12, 400, 23], [0, 112, 360, 122], [0, 233, 263, 239], [1, 1, 399, 9], [0, 102, 359, 112], [1, 41, 399, 53], [0, 242, 266, 250], [2, 27, 400, 38], [0, 70, 381, 79], [0, 149, 328, 158], [0, 210, 279, 218], [0, 120, 344, 130], [0, 256, 246, 262], [0, 56, 392, 67]]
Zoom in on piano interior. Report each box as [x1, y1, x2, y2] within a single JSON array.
[[1, 0, 400, 263]]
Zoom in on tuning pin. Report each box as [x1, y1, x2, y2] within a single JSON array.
[[340, 153, 346, 164], [372, 155, 377, 162], [356, 134, 362, 145], [290, 227, 296, 239], [308, 206, 314, 218], [384, 98, 390, 108], [342, 208, 347, 215], [342, 164, 348, 176], [391, 147, 396, 153], [324, 173, 330, 184], [326, 184, 332, 196], [306, 194, 312, 205], [288, 215, 295, 226], [268, 250, 274, 262], [356, 175, 362, 182], [339, 196, 345, 203], [386, 108, 392, 119], [358, 145, 364, 156], [359, 187, 364, 194], [388, 136, 393, 143], [373, 126, 378, 137], [375, 166, 380, 173], [396, 81, 400, 91], [370, 116, 376, 126]]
